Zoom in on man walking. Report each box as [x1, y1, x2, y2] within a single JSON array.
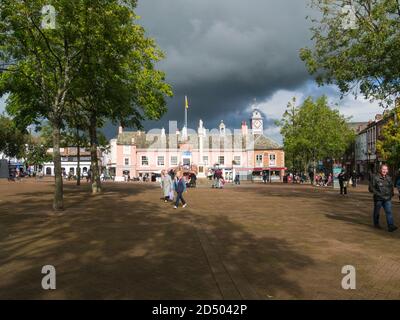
[[370, 165, 398, 232]]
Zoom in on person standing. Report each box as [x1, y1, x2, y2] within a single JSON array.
[[309, 171, 314, 185], [87, 169, 92, 183], [338, 170, 348, 195], [370, 165, 398, 232], [351, 171, 358, 188], [169, 169, 175, 180], [215, 169, 223, 189], [160, 170, 173, 203], [327, 173, 333, 187], [189, 173, 197, 188], [234, 172, 240, 185], [262, 171, 267, 184], [174, 171, 187, 209]]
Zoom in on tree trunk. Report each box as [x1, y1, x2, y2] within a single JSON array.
[[76, 128, 81, 186], [312, 158, 317, 185], [76, 131, 81, 186], [89, 114, 101, 194], [52, 123, 64, 210]]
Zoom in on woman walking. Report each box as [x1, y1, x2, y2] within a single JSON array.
[[160, 170, 173, 203], [173, 171, 187, 209]]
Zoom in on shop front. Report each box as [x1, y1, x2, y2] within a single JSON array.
[[251, 167, 287, 182]]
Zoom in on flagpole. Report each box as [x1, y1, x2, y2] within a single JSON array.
[[185, 96, 188, 128]]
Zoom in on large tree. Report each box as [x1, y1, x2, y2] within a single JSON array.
[[300, 0, 400, 106], [1, 0, 172, 207], [69, 2, 172, 194], [0, 0, 89, 210], [275, 97, 304, 171], [278, 96, 355, 182]]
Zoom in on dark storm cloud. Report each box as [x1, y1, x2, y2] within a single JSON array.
[[108, 0, 315, 137]]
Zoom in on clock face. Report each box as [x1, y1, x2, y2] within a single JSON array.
[[253, 120, 261, 129]]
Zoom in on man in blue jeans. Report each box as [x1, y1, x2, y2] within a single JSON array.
[[173, 171, 187, 209], [370, 165, 398, 232]]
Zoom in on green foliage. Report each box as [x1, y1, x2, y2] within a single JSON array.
[[300, 0, 400, 106], [67, 2, 173, 129], [0, 115, 26, 158], [0, 0, 172, 206], [0, 0, 171, 128], [278, 96, 355, 171], [275, 97, 303, 170], [38, 121, 108, 151], [376, 107, 400, 167], [37, 123, 57, 148], [23, 142, 52, 167]]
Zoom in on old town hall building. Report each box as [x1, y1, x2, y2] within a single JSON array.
[[106, 110, 286, 182]]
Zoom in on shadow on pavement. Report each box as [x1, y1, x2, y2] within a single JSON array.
[[0, 183, 313, 299]]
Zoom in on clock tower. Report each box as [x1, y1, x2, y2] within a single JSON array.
[[251, 109, 263, 135]]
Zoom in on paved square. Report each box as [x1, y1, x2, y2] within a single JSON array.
[[0, 180, 399, 299]]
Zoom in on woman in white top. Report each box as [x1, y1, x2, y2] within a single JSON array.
[[160, 170, 173, 202]]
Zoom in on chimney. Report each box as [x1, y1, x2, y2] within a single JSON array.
[[375, 114, 383, 122], [241, 121, 248, 135], [118, 125, 123, 134]]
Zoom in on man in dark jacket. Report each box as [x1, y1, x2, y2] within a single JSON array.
[[338, 170, 348, 195], [351, 171, 358, 188], [370, 165, 397, 232]]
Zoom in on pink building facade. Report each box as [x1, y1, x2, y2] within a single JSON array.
[[106, 110, 284, 181]]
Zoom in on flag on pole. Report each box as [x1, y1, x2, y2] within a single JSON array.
[[185, 96, 189, 109]]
